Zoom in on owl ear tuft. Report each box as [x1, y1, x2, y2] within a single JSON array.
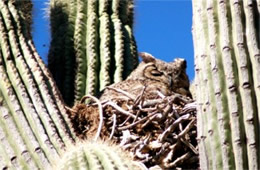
[[139, 52, 155, 63], [172, 58, 187, 69]]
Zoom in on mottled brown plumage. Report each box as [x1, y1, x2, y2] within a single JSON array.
[[99, 52, 191, 101]]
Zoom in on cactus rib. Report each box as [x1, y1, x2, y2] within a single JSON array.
[[111, 0, 124, 83], [99, 0, 112, 91], [74, 0, 88, 102], [86, 0, 99, 95]]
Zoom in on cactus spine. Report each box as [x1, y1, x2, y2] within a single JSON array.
[[48, 0, 138, 105], [192, 0, 260, 169], [0, 1, 76, 169]]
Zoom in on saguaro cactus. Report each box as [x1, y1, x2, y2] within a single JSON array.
[[48, 0, 138, 105], [0, 0, 76, 168], [192, 0, 260, 169]]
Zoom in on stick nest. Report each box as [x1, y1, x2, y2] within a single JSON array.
[[68, 89, 198, 169]]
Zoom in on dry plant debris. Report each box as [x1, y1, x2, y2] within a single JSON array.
[[68, 88, 198, 169]]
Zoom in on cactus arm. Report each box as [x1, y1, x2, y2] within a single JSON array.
[[99, 0, 112, 91], [0, 1, 76, 168], [86, 0, 99, 95], [0, 6, 64, 155], [193, 0, 260, 169], [4, 1, 74, 147], [74, 0, 88, 102]]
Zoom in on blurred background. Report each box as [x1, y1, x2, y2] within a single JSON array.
[[32, 0, 194, 79]]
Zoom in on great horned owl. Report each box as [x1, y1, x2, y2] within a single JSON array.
[[99, 52, 191, 101]]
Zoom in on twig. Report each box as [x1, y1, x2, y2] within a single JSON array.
[[156, 90, 166, 99], [65, 106, 77, 113], [103, 101, 138, 119], [118, 111, 158, 130], [180, 138, 198, 155], [118, 115, 132, 126], [109, 114, 117, 140], [132, 110, 141, 124], [81, 95, 103, 141], [164, 152, 192, 168], [159, 114, 191, 142], [133, 86, 146, 106], [178, 118, 196, 138], [135, 136, 151, 160], [142, 99, 162, 108], [180, 101, 197, 115], [141, 113, 161, 128], [120, 130, 139, 146]]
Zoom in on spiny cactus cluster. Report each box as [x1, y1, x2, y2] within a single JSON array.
[[192, 0, 260, 169], [55, 140, 145, 170], [48, 0, 138, 106]]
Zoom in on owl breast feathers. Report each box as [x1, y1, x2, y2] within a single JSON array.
[[99, 52, 191, 101]]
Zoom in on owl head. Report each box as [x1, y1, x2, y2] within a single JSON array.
[[131, 52, 191, 97], [126, 52, 173, 88]]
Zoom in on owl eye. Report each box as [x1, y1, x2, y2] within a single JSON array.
[[151, 69, 163, 76]]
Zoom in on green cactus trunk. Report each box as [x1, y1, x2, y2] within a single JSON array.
[[48, 0, 138, 106], [192, 0, 260, 169], [0, 0, 76, 168]]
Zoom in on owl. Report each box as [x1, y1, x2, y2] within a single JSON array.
[[99, 52, 191, 102]]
